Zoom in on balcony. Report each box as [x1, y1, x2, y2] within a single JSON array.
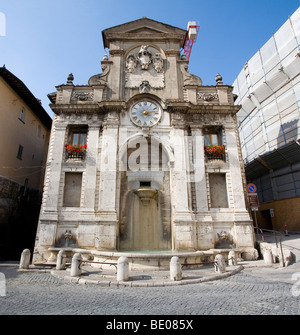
[[204, 145, 226, 161], [65, 144, 87, 160]]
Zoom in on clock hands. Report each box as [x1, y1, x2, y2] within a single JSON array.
[[142, 110, 158, 116]]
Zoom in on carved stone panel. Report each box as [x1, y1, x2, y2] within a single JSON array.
[[125, 45, 165, 89]]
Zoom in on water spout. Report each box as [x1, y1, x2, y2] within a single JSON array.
[[134, 188, 157, 206]]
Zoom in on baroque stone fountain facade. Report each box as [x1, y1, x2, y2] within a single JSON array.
[[33, 18, 257, 267]]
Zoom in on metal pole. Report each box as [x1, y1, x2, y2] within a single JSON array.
[[279, 235, 285, 267], [253, 210, 258, 229]]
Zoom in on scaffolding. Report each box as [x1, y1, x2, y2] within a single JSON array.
[[233, 7, 300, 164], [233, 7, 300, 204]]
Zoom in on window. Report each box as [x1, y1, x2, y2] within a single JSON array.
[[63, 172, 82, 207], [140, 181, 151, 187], [18, 107, 25, 123], [37, 125, 41, 138], [203, 127, 225, 160], [71, 132, 87, 146], [204, 133, 220, 146], [203, 126, 223, 146], [65, 126, 88, 160], [17, 145, 24, 160]]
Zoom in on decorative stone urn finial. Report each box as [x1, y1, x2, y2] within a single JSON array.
[[215, 73, 223, 85], [67, 73, 74, 85]]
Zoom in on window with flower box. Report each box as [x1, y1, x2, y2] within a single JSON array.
[[203, 127, 225, 161], [65, 126, 88, 160]]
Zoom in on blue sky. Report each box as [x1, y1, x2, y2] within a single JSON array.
[[0, 0, 299, 118]]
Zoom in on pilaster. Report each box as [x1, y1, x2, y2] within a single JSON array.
[[42, 119, 66, 216], [82, 124, 100, 212], [98, 111, 119, 222], [165, 50, 180, 100], [190, 126, 209, 212], [224, 125, 249, 212], [107, 49, 125, 100]]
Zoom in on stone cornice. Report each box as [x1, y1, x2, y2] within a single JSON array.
[[99, 100, 127, 112], [187, 104, 241, 115], [109, 49, 126, 56], [105, 32, 185, 43], [166, 100, 191, 113], [50, 103, 100, 115], [165, 49, 181, 56]]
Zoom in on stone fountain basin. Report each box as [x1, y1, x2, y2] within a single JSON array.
[[46, 247, 243, 271]]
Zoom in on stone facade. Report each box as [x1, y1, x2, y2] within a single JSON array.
[[33, 18, 256, 264]]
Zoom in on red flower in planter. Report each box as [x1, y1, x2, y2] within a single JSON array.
[[65, 144, 87, 153], [204, 145, 225, 158]]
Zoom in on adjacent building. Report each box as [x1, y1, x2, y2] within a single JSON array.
[[33, 18, 256, 265], [233, 7, 300, 231], [0, 66, 52, 259]]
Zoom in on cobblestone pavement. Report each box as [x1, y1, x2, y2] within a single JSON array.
[[0, 261, 299, 316], [1, 233, 300, 316]]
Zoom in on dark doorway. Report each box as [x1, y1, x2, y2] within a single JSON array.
[[260, 209, 273, 230]]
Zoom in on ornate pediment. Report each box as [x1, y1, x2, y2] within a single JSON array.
[[102, 17, 187, 48], [125, 27, 165, 35]]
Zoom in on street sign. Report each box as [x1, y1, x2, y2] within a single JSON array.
[[247, 183, 257, 193], [248, 193, 259, 211]]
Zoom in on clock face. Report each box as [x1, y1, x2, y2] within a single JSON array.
[[130, 100, 162, 127]]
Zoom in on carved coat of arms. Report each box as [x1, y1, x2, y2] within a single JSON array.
[[138, 45, 152, 70], [125, 45, 165, 90]]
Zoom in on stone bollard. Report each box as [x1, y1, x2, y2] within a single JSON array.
[[19, 249, 31, 269], [170, 256, 182, 281], [214, 254, 226, 273], [56, 250, 67, 270], [117, 256, 129, 281], [70, 253, 82, 277], [263, 250, 273, 265], [228, 250, 237, 266]]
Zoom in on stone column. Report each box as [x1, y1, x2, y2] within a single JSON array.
[[97, 111, 119, 250], [107, 49, 124, 100], [190, 126, 213, 250], [33, 117, 66, 263], [56, 250, 67, 270], [225, 124, 247, 210], [117, 256, 129, 281], [170, 114, 194, 250], [189, 126, 209, 212], [71, 253, 82, 277], [42, 120, 66, 213], [214, 254, 226, 273], [170, 256, 182, 281], [165, 50, 180, 100], [19, 249, 31, 269], [225, 123, 254, 251]]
